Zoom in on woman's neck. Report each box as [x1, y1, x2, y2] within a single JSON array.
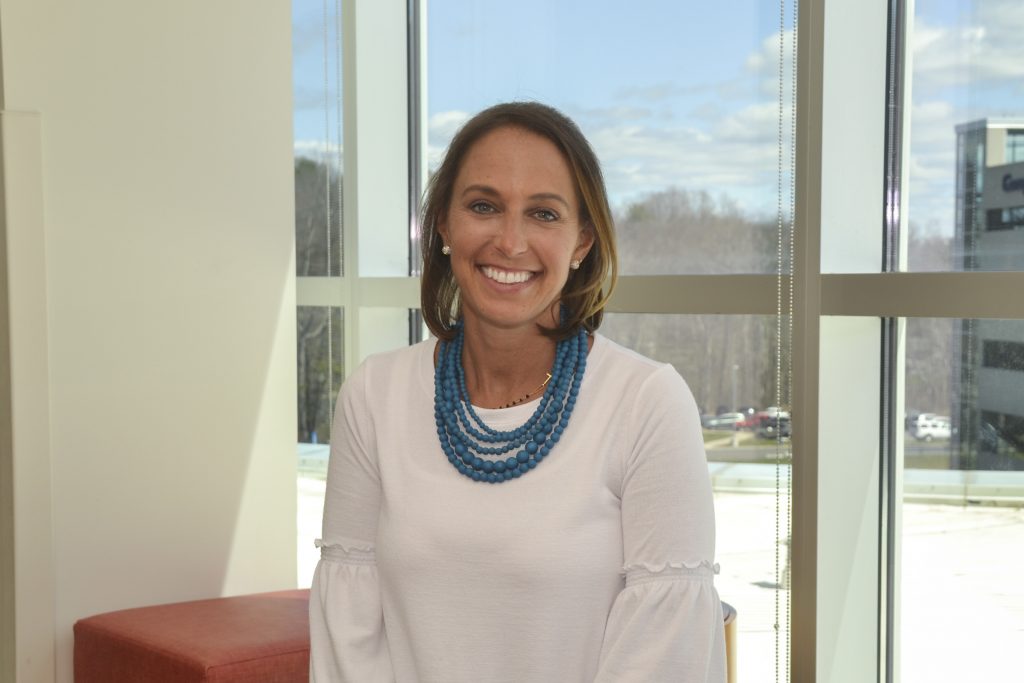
[[459, 321, 557, 410]]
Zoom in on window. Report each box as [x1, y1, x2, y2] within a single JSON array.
[[902, 319, 1024, 679], [425, 3, 798, 675], [293, 0, 1024, 678], [982, 339, 1024, 371], [426, 0, 795, 277]]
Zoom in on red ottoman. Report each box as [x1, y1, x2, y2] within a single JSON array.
[[74, 589, 310, 683]]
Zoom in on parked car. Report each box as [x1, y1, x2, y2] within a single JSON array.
[[907, 412, 937, 432], [913, 416, 951, 442], [757, 414, 791, 440], [702, 412, 745, 429]]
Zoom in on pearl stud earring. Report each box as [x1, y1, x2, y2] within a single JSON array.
[[570, 259, 581, 270], [441, 245, 451, 255]]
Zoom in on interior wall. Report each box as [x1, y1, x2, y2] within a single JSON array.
[[0, 2, 297, 681]]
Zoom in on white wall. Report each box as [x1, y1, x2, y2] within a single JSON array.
[[0, 2, 297, 681]]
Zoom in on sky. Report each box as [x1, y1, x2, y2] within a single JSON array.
[[293, 0, 1024, 237]]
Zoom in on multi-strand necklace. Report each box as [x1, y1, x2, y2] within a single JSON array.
[[433, 322, 588, 483], [498, 372, 551, 409]]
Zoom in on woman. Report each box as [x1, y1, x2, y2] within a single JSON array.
[[310, 102, 726, 682]]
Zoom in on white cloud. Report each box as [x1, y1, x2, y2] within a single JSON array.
[[583, 113, 788, 217], [912, 0, 1024, 93], [907, 99, 960, 235], [746, 28, 798, 100], [905, 0, 1024, 235], [425, 110, 472, 169], [294, 140, 343, 169], [426, 81, 794, 218]]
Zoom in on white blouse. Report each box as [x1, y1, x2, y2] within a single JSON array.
[[310, 335, 726, 682]]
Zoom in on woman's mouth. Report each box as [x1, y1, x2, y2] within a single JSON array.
[[480, 266, 535, 285]]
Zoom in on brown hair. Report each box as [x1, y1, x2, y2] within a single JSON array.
[[420, 101, 618, 341]]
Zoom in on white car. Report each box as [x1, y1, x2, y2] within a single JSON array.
[[702, 412, 745, 429], [913, 416, 952, 442]]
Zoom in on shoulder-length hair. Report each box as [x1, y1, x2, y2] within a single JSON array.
[[419, 101, 618, 341]]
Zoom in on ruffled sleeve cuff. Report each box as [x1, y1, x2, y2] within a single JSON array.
[[595, 561, 727, 683], [309, 539, 394, 683]]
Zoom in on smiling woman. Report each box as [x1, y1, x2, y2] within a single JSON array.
[[435, 126, 593, 351], [420, 103, 617, 344], [308, 102, 727, 682]]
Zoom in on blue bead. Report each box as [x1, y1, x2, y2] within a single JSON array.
[[434, 321, 587, 484]]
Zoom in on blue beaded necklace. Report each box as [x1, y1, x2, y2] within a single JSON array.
[[434, 322, 588, 483]]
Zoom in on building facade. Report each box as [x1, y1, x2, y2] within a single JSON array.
[[954, 119, 1024, 469]]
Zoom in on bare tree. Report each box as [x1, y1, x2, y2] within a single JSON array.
[[295, 157, 344, 442]]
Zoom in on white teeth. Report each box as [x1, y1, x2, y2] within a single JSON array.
[[482, 266, 532, 284]]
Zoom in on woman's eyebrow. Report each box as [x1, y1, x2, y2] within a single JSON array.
[[460, 184, 501, 199], [460, 184, 569, 209], [528, 192, 570, 209]]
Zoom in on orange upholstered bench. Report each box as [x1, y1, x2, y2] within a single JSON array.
[[73, 589, 310, 683]]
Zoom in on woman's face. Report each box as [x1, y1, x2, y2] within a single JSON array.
[[439, 126, 594, 336]]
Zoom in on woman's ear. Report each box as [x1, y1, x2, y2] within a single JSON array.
[[574, 224, 595, 262], [437, 214, 450, 247]]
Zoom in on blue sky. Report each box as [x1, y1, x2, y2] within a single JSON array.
[[293, 0, 1024, 237]]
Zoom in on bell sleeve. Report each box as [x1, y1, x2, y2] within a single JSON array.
[[595, 365, 727, 682], [309, 363, 395, 682]]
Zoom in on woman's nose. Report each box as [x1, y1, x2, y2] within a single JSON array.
[[494, 216, 528, 256]]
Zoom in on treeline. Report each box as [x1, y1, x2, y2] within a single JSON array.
[[293, 157, 955, 438], [295, 157, 343, 442]]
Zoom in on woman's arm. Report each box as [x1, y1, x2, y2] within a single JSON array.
[[595, 365, 726, 682], [309, 363, 395, 682]]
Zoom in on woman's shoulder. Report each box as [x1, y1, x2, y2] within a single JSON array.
[[590, 334, 695, 402], [360, 338, 433, 369], [592, 334, 682, 380], [343, 338, 435, 396]]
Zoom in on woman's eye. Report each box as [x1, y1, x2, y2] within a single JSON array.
[[534, 209, 559, 222], [470, 201, 495, 214]]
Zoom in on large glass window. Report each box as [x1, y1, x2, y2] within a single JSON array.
[[902, 317, 1024, 679], [293, 0, 346, 583], [426, 3, 798, 672], [296, 306, 344, 444], [289, 0, 1024, 677], [906, 0, 1024, 271], [603, 313, 790, 682], [426, 0, 794, 275]]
